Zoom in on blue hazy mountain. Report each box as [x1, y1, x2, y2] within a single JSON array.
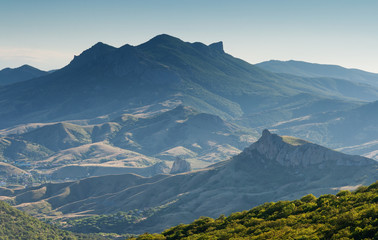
[[0, 65, 48, 86], [256, 60, 378, 88], [273, 100, 378, 159], [0, 35, 377, 129]]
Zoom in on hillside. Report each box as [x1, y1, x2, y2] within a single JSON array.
[[0, 200, 102, 239], [132, 181, 378, 240], [256, 60, 378, 88], [0, 65, 48, 86], [2, 130, 376, 234], [0, 162, 29, 177], [0, 106, 254, 183]]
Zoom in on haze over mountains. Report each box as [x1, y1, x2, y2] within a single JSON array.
[[1, 130, 376, 234], [1, 34, 378, 130], [257, 60, 378, 88], [0, 34, 377, 236]]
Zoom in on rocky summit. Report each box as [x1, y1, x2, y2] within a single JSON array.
[[170, 157, 192, 174], [245, 129, 372, 167]]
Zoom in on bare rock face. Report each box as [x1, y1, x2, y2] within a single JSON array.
[[246, 129, 373, 167], [170, 157, 192, 174], [151, 161, 171, 175]]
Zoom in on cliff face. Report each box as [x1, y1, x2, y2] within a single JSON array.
[[170, 157, 192, 174], [245, 129, 373, 167]]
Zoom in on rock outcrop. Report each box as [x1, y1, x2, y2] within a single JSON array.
[[244, 129, 373, 167], [170, 157, 192, 174]]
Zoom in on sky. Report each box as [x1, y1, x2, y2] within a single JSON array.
[[1, 0, 378, 73]]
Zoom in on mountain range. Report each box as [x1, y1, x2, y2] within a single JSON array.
[[1, 130, 376, 234], [0, 34, 377, 236], [1, 34, 378, 130], [0, 35, 377, 162]]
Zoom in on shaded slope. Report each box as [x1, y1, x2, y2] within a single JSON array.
[[3, 131, 376, 234]]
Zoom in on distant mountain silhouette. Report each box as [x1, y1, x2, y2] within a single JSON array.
[[0, 35, 377, 129], [257, 60, 378, 88], [0, 65, 48, 86]]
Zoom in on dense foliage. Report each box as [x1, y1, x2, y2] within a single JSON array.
[[65, 202, 174, 234], [66, 210, 146, 233], [132, 182, 378, 240], [0, 200, 104, 240]]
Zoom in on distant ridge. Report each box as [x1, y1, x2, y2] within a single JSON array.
[[256, 60, 378, 88], [0, 64, 47, 86]]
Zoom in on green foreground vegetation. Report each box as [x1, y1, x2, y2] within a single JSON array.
[[0, 182, 377, 239], [132, 182, 378, 240], [0, 200, 105, 240]]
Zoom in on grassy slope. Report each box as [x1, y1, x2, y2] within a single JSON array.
[[133, 181, 378, 240], [0, 200, 104, 239]]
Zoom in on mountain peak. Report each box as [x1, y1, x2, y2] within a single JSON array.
[[240, 130, 373, 168], [69, 42, 116, 67], [261, 128, 271, 137], [209, 41, 224, 52], [139, 34, 184, 48]]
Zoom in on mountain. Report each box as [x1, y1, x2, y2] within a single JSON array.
[[170, 157, 191, 174], [0, 65, 48, 86], [0, 35, 377, 129], [2, 130, 376, 234], [273, 100, 378, 158], [0, 200, 101, 239], [256, 60, 378, 88], [133, 182, 378, 240]]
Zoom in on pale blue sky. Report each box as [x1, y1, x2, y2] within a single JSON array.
[[1, 0, 378, 72]]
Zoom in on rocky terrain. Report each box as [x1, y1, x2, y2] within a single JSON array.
[[0, 130, 375, 234]]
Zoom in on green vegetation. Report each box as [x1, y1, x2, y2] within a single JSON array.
[[66, 210, 146, 234], [0, 200, 104, 239], [66, 200, 178, 234], [132, 182, 378, 240]]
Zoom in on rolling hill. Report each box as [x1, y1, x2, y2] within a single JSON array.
[[0, 106, 255, 181], [2, 130, 376, 234]]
